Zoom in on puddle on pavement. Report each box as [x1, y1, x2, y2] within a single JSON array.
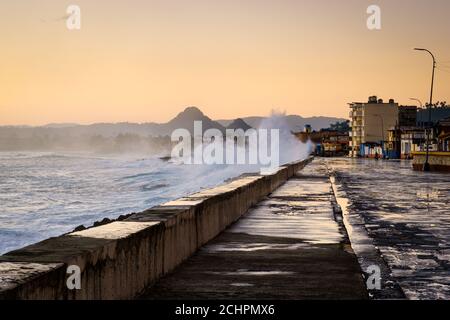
[[230, 283, 254, 287], [207, 269, 295, 276], [226, 165, 345, 245], [228, 207, 344, 245], [203, 242, 310, 253]]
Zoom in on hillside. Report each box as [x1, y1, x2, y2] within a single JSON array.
[[217, 115, 346, 132]]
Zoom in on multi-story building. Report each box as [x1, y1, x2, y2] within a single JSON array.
[[295, 128, 349, 157], [417, 106, 450, 127], [385, 106, 418, 158], [437, 117, 450, 152], [399, 105, 418, 127], [401, 128, 427, 158], [349, 96, 399, 157]]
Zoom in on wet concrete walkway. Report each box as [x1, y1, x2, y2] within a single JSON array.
[[327, 158, 450, 300], [140, 161, 368, 299]]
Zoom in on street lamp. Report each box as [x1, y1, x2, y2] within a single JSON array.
[[414, 48, 436, 172], [373, 114, 384, 158], [409, 97, 423, 109]]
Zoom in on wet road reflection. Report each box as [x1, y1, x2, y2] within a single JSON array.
[[327, 158, 450, 300]]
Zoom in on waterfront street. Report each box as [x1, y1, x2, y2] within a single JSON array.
[[327, 158, 450, 299], [141, 158, 450, 300], [141, 160, 367, 300]]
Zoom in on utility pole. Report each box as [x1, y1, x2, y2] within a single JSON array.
[[414, 48, 436, 172], [374, 114, 384, 158]]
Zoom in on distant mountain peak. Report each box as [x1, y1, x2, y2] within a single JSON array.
[[167, 106, 225, 134], [169, 106, 208, 124], [227, 118, 252, 130], [180, 106, 204, 117], [216, 115, 347, 132]]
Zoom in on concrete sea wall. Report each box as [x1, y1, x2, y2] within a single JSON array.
[[0, 158, 311, 300], [413, 152, 450, 172]]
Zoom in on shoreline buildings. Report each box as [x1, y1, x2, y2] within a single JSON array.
[[348, 96, 450, 158], [348, 96, 450, 171], [348, 96, 400, 158], [296, 127, 349, 157]]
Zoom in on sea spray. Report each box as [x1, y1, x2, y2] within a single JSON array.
[[257, 110, 313, 164], [170, 110, 313, 175]]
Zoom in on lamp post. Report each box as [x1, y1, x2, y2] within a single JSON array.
[[409, 97, 423, 109], [374, 114, 384, 158], [414, 48, 436, 172]]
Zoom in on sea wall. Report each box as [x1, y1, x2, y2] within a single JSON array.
[[412, 152, 450, 172], [0, 157, 312, 300]]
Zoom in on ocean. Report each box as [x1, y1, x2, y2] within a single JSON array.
[[0, 151, 264, 255]]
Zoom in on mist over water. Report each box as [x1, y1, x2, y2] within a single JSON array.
[[0, 152, 249, 254], [0, 118, 311, 254], [177, 111, 313, 169], [258, 111, 313, 164]]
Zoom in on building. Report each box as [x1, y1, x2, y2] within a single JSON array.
[[437, 117, 450, 152], [417, 106, 450, 127], [412, 116, 450, 172], [399, 105, 418, 127], [303, 124, 312, 134], [349, 96, 399, 157], [319, 131, 349, 157], [295, 129, 349, 157], [386, 127, 402, 159], [384, 106, 417, 158], [401, 128, 428, 159], [387, 127, 426, 159], [385, 106, 450, 159]]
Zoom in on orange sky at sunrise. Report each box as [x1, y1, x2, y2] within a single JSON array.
[[1, 0, 450, 125]]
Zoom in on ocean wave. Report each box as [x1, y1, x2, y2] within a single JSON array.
[[118, 171, 160, 181], [141, 183, 170, 191]]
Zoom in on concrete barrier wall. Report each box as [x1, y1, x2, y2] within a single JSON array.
[[0, 157, 312, 300], [413, 152, 450, 172]]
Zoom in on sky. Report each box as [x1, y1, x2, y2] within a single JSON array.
[[1, 0, 450, 126]]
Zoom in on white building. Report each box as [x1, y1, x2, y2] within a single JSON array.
[[349, 96, 399, 157]]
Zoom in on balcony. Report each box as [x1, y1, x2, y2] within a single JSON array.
[[349, 111, 364, 118], [351, 121, 363, 127]]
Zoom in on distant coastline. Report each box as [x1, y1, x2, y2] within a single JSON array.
[[0, 107, 345, 152]]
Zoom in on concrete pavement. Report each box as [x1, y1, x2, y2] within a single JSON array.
[[140, 160, 368, 299]]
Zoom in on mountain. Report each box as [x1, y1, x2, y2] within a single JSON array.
[[217, 115, 346, 132], [43, 123, 80, 128], [165, 106, 225, 135], [0, 106, 226, 152], [0, 107, 346, 151], [226, 118, 252, 131]]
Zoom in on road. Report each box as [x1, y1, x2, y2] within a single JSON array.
[[327, 158, 450, 300]]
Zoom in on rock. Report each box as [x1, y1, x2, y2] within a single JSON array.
[[73, 225, 86, 232], [93, 218, 112, 227]]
